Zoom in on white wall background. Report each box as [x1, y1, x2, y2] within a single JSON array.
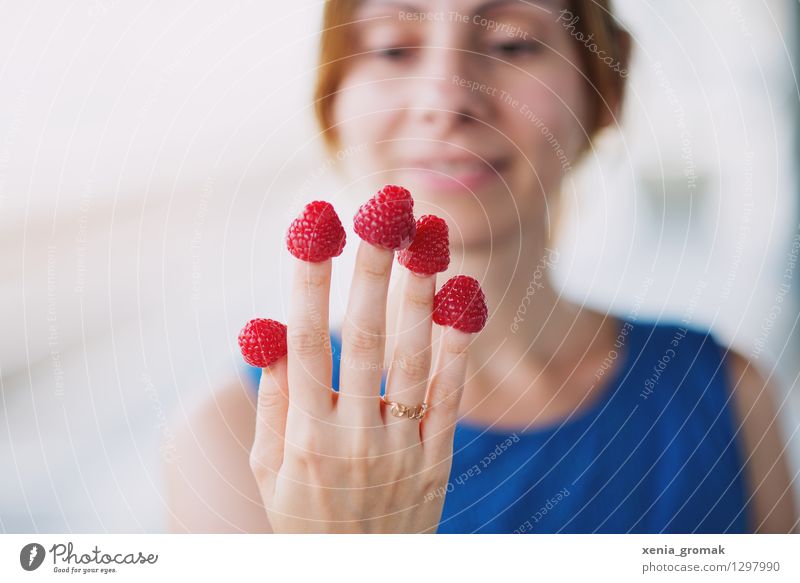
[[1, 0, 798, 532]]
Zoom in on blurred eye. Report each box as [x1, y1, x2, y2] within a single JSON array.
[[371, 46, 414, 61], [489, 41, 543, 58]]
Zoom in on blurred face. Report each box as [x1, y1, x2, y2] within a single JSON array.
[[332, 0, 591, 250]]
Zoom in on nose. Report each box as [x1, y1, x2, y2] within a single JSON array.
[[409, 46, 493, 134]]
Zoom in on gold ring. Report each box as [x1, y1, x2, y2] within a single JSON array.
[[382, 396, 429, 420]]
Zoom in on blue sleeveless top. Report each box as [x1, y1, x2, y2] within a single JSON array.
[[245, 316, 751, 533]]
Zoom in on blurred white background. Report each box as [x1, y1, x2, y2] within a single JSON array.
[[1, 0, 799, 532]]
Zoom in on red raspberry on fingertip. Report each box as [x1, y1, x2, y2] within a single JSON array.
[[433, 275, 488, 333], [286, 200, 346, 262], [353, 185, 416, 251], [397, 214, 450, 275], [238, 318, 288, 367]]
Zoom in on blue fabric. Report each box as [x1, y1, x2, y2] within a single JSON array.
[[245, 316, 751, 533]]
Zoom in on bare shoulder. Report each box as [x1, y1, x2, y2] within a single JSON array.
[[721, 345, 798, 533], [164, 376, 272, 533]]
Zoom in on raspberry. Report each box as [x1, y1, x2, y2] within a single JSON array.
[[397, 214, 450, 275], [286, 200, 346, 262], [353, 185, 416, 250], [238, 318, 287, 367], [433, 275, 488, 333]]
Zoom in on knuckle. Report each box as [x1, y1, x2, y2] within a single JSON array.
[[288, 439, 326, 473], [349, 437, 375, 463], [358, 258, 391, 282], [297, 267, 329, 293], [347, 462, 371, 488], [349, 427, 384, 461], [420, 476, 438, 499], [286, 449, 325, 483], [292, 430, 323, 456], [397, 452, 421, 479], [419, 466, 447, 493], [405, 290, 433, 312], [248, 447, 270, 480], [396, 350, 430, 379], [287, 326, 326, 357], [443, 336, 470, 357], [342, 323, 383, 354], [342, 456, 370, 487], [256, 386, 287, 411]]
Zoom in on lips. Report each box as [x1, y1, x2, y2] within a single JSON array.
[[403, 155, 508, 191], [408, 155, 505, 172]]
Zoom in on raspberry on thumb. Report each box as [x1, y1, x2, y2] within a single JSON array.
[[433, 275, 488, 333], [238, 318, 288, 367]]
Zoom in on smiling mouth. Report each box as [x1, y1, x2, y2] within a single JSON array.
[[404, 157, 508, 191], [417, 158, 501, 172]]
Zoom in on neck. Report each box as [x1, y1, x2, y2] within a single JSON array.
[[383, 219, 620, 415], [444, 223, 579, 364]]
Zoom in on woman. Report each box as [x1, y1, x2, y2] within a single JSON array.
[[165, 0, 797, 533]]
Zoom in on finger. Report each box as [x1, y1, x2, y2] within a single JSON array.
[[383, 270, 435, 431], [338, 241, 393, 422], [420, 326, 472, 456], [250, 358, 288, 499], [287, 258, 334, 419]]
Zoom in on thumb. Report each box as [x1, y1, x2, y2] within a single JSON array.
[[249, 358, 289, 500]]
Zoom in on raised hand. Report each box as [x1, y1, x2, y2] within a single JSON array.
[[244, 187, 487, 533]]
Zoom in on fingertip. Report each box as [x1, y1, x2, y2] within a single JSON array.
[[292, 256, 332, 291], [401, 268, 436, 313], [406, 268, 437, 285], [357, 239, 395, 270], [262, 355, 287, 372]]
